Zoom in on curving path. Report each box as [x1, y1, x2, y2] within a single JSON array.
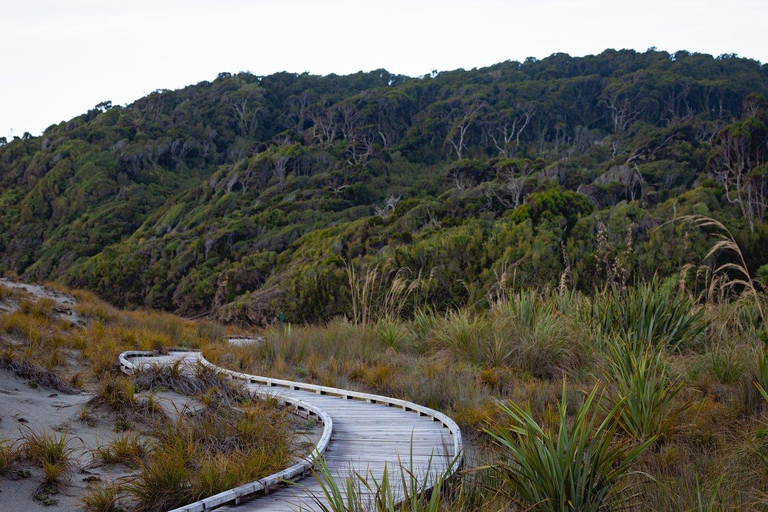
[[119, 350, 462, 512]]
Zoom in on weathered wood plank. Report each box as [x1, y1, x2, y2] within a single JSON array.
[[119, 350, 462, 512]]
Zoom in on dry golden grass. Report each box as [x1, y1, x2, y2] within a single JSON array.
[[0, 282, 293, 511], [4, 273, 768, 510]]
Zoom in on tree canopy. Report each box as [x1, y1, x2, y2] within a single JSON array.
[[1, 49, 767, 324]]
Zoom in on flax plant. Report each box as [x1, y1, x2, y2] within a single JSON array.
[[487, 381, 655, 512]]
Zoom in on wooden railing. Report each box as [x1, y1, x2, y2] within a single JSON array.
[[119, 349, 463, 511]]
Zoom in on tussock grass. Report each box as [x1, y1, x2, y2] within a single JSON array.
[[1, 311, 47, 345], [20, 428, 75, 485], [81, 481, 123, 512], [132, 361, 250, 408], [19, 297, 57, 320], [127, 401, 291, 512], [430, 291, 589, 378], [0, 439, 18, 474], [95, 432, 147, 465], [0, 351, 76, 393], [0, 283, 11, 300], [95, 374, 137, 411]]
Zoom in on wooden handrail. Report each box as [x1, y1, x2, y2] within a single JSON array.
[[120, 350, 333, 511], [119, 349, 463, 511]]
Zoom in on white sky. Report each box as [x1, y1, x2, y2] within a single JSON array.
[[1, 0, 766, 139]]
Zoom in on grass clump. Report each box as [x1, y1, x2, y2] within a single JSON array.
[[96, 432, 147, 465], [0, 353, 76, 393], [127, 400, 291, 511], [81, 481, 124, 512], [20, 428, 75, 485], [132, 360, 250, 408], [488, 381, 654, 512], [19, 297, 57, 320], [593, 280, 708, 350], [0, 283, 12, 300], [0, 439, 18, 474], [430, 291, 588, 378], [95, 374, 137, 411]]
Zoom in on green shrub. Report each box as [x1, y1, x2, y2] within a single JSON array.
[[487, 381, 654, 512], [594, 280, 708, 350], [602, 338, 686, 441]]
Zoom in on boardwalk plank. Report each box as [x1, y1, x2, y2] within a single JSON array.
[[121, 351, 460, 511]]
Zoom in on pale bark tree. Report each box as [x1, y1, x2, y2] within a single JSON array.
[[445, 101, 485, 160], [709, 126, 767, 232], [229, 96, 262, 138], [485, 103, 536, 156], [494, 159, 540, 208], [375, 195, 401, 217], [602, 72, 645, 133], [309, 102, 339, 147]]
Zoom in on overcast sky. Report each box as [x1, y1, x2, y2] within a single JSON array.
[[2, 0, 766, 139]]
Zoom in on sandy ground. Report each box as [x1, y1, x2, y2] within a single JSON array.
[[0, 280, 323, 510], [0, 369, 131, 510], [0, 367, 214, 510], [0, 278, 83, 325]]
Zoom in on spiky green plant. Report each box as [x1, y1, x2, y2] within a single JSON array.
[[602, 338, 686, 441], [308, 446, 453, 512], [694, 473, 724, 512], [593, 279, 708, 350], [487, 381, 654, 512], [755, 346, 768, 399]]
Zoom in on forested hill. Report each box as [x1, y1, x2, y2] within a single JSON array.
[[1, 48, 767, 324]]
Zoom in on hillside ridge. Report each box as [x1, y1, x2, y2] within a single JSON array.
[[1, 48, 767, 324]]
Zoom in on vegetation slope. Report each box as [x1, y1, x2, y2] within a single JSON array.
[[1, 48, 767, 325]]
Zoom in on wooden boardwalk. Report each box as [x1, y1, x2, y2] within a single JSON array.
[[119, 350, 462, 512]]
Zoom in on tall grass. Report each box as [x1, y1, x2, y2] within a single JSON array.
[[684, 215, 768, 337], [95, 431, 147, 465], [309, 451, 449, 512], [487, 381, 655, 512], [345, 261, 429, 325], [602, 338, 686, 441], [431, 291, 588, 378], [0, 439, 17, 474], [80, 481, 123, 512], [127, 401, 292, 511], [593, 279, 708, 350]]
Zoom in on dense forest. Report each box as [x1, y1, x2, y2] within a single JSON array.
[[1, 48, 767, 324]]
